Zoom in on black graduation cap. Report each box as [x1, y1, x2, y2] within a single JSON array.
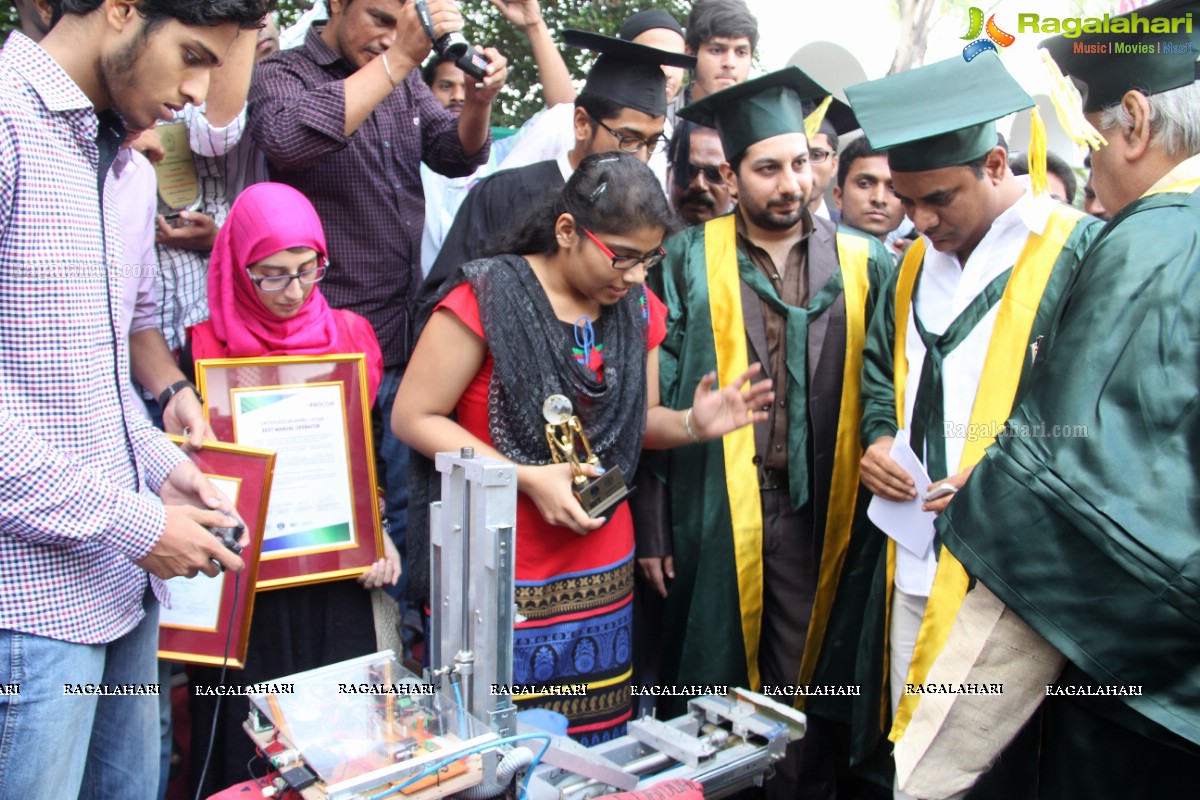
[[676, 66, 858, 162], [564, 29, 697, 117], [1042, 0, 1200, 113], [846, 52, 1034, 172], [619, 10, 684, 41]]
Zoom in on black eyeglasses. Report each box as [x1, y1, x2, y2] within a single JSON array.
[[246, 262, 328, 292], [590, 116, 669, 155], [682, 162, 724, 184], [581, 227, 665, 271], [809, 147, 834, 164]]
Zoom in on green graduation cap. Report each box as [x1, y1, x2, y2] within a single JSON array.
[[1042, 0, 1200, 113], [676, 66, 858, 162], [845, 52, 1034, 173]]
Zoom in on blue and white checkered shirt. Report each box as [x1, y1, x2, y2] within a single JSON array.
[[0, 33, 188, 644]]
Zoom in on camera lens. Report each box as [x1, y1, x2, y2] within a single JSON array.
[[436, 31, 469, 59]]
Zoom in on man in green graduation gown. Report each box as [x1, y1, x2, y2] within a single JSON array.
[[806, 53, 1104, 799], [645, 66, 893, 798], [891, 1, 1200, 797]]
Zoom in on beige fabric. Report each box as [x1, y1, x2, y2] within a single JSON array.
[[890, 589, 928, 800], [894, 581, 1066, 800]]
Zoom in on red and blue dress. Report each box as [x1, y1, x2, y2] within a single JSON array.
[[437, 283, 666, 744]]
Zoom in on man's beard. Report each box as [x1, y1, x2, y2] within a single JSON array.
[[744, 193, 805, 231], [99, 27, 149, 128]]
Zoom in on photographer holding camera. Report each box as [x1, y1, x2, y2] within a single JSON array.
[[248, 0, 508, 603]]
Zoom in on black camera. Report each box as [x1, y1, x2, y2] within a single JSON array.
[[413, 0, 489, 81]]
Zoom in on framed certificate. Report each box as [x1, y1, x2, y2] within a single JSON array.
[[196, 354, 384, 589], [158, 438, 275, 668]]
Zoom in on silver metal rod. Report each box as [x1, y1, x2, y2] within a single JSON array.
[[560, 751, 674, 800], [459, 448, 473, 652], [621, 751, 675, 775]]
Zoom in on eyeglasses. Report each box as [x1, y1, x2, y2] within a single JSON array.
[[809, 147, 834, 164], [246, 262, 328, 292], [682, 162, 724, 184], [590, 116, 669, 155], [580, 227, 665, 271]]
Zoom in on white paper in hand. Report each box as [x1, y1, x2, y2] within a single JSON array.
[[867, 430, 937, 558]]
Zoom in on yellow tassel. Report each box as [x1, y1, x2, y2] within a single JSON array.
[[805, 95, 834, 141], [1039, 48, 1107, 151], [1029, 106, 1048, 197]]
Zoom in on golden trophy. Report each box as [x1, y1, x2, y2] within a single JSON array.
[[543, 394, 632, 520]]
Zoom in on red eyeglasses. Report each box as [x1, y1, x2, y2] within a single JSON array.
[[580, 227, 666, 271]]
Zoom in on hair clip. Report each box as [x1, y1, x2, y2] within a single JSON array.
[[589, 182, 609, 201]]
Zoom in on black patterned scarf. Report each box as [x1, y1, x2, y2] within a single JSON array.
[[406, 254, 650, 603]]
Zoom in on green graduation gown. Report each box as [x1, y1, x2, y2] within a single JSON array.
[[809, 203, 1103, 794], [649, 214, 892, 711], [937, 172, 1200, 796]]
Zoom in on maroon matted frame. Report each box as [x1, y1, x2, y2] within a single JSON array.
[[157, 437, 275, 668], [195, 354, 384, 590]]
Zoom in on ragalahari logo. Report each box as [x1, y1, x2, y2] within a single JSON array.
[[962, 7, 1016, 61]]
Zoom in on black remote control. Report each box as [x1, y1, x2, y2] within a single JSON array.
[[208, 524, 244, 555], [207, 524, 244, 572]]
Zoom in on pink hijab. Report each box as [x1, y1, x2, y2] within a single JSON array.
[[207, 182, 341, 356], [200, 182, 383, 401]]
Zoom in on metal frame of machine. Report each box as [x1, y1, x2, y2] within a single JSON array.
[[241, 450, 800, 800]]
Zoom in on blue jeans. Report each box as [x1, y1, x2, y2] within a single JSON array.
[[377, 366, 410, 602], [0, 588, 161, 800], [142, 395, 175, 800]]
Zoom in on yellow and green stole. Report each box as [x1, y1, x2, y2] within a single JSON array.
[[887, 204, 1088, 741], [702, 213, 872, 687]]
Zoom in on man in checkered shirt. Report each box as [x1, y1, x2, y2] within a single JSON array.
[[0, 1, 268, 798]]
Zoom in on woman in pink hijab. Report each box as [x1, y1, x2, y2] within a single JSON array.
[[191, 181, 384, 400], [186, 183, 396, 796]]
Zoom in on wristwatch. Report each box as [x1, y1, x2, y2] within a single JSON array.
[[157, 380, 204, 412]]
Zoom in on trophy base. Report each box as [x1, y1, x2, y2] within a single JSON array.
[[573, 467, 634, 520]]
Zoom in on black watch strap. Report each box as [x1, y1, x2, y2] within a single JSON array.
[[157, 380, 203, 411]]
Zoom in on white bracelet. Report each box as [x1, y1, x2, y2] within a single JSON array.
[[380, 54, 395, 85], [683, 407, 702, 443]]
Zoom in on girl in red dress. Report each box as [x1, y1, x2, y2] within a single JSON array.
[[395, 153, 771, 744]]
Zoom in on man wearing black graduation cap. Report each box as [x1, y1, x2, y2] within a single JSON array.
[[645, 64, 893, 796], [815, 52, 1104, 799], [420, 31, 694, 298], [889, 2, 1200, 797], [471, 11, 689, 192]]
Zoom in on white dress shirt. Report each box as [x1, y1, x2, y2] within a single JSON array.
[[896, 178, 1054, 595]]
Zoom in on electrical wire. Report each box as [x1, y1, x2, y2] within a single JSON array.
[[193, 571, 240, 800], [248, 750, 275, 791], [518, 734, 552, 800], [451, 678, 467, 740]]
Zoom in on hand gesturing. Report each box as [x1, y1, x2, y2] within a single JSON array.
[[688, 363, 774, 441]]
